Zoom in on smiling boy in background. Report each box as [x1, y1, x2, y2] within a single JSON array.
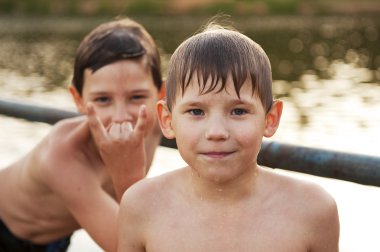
[[0, 17, 163, 252]]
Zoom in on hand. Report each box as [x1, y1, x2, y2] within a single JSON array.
[[87, 102, 147, 200]]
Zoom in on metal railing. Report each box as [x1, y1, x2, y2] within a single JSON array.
[[1, 97, 379, 187]]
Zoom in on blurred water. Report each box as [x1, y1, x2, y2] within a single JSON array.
[[1, 15, 379, 155], [0, 15, 380, 251]]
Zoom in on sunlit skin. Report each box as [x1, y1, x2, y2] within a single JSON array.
[[117, 74, 339, 252], [168, 77, 270, 190]]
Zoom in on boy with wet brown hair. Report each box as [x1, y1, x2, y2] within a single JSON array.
[[117, 23, 340, 252], [0, 17, 163, 252]]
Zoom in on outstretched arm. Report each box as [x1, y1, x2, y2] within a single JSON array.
[[43, 117, 119, 251], [87, 103, 147, 201]]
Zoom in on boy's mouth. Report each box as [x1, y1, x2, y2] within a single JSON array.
[[201, 151, 235, 159]]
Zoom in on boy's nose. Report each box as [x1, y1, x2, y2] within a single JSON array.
[[205, 118, 229, 141], [112, 106, 134, 123]]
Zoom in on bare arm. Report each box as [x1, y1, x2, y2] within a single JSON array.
[[87, 103, 147, 201], [309, 188, 340, 252], [43, 118, 119, 251], [117, 187, 146, 252], [54, 173, 119, 251]]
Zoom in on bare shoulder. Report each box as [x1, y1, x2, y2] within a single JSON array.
[[260, 167, 339, 227], [39, 116, 101, 190], [120, 168, 185, 214], [262, 167, 336, 207], [49, 116, 89, 147], [261, 167, 339, 250], [4, 117, 86, 185], [40, 116, 92, 169]]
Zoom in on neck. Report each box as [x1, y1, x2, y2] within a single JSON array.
[[187, 164, 261, 204], [144, 129, 162, 171]]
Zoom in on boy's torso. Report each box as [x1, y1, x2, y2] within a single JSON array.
[[0, 159, 80, 244], [140, 168, 315, 252]]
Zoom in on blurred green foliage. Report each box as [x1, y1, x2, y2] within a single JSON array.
[[126, 1, 169, 15], [0, 0, 379, 16], [266, 0, 299, 14]]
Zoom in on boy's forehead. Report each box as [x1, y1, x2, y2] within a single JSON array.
[[180, 74, 255, 96], [82, 59, 156, 90], [90, 56, 149, 73], [177, 83, 262, 110], [83, 58, 150, 80]]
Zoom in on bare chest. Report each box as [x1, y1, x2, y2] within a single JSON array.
[[145, 201, 308, 252]]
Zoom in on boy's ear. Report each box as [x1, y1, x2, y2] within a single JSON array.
[[69, 85, 86, 114], [264, 100, 283, 138], [156, 100, 175, 139]]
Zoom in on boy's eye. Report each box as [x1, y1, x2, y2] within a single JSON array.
[[188, 109, 204, 116], [94, 97, 111, 104], [232, 108, 247, 115], [131, 95, 146, 100]]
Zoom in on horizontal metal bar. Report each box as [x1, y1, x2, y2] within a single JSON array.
[[258, 141, 380, 187], [1, 97, 379, 187], [0, 98, 78, 125]]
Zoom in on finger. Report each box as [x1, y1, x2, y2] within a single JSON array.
[[109, 123, 122, 137], [118, 122, 133, 140], [121, 121, 133, 133], [87, 102, 107, 144], [134, 105, 147, 139]]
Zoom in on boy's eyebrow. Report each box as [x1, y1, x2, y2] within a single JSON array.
[[87, 90, 109, 95], [230, 98, 254, 105], [88, 88, 151, 94], [180, 97, 256, 107], [179, 101, 204, 107]]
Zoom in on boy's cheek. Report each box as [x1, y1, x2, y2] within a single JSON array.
[[144, 109, 159, 134], [98, 115, 112, 129], [89, 108, 114, 129]]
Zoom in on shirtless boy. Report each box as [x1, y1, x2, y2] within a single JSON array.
[[117, 23, 340, 252], [0, 18, 163, 252]]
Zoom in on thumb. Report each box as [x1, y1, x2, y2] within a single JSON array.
[[87, 102, 107, 146], [134, 105, 147, 140]]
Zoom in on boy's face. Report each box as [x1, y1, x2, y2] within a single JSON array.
[[158, 76, 282, 184], [72, 59, 160, 137]]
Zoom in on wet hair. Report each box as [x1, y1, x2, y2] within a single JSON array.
[[72, 18, 162, 94], [165, 23, 273, 112]]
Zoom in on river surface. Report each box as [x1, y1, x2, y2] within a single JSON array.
[[0, 15, 379, 251]]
